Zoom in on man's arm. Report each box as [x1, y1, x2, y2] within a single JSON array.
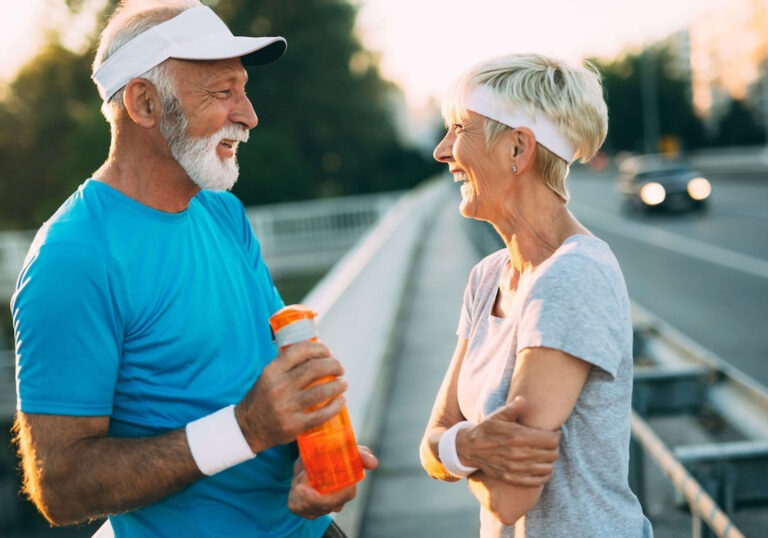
[[464, 346, 591, 526], [14, 413, 199, 525], [14, 340, 347, 526], [420, 337, 560, 485]]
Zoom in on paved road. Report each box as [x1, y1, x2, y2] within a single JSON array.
[[567, 167, 768, 387]]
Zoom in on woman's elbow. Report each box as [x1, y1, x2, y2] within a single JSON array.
[[491, 503, 527, 527], [419, 437, 460, 482], [468, 477, 539, 526]]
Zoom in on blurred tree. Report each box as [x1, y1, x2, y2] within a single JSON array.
[[591, 48, 707, 155], [0, 43, 109, 228], [714, 99, 766, 146], [0, 0, 437, 229]]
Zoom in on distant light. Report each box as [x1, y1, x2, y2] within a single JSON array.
[[687, 177, 711, 200], [640, 182, 666, 206]]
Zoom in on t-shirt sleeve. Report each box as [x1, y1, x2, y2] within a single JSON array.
[[12, 243, 122, 415], [516, 254, 625, 379]]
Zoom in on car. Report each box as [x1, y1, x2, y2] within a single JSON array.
[[617, 157, 712, 212]]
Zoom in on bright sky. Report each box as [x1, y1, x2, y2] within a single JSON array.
[[355, 0, 725, 108], [0, 0, 725, 136]]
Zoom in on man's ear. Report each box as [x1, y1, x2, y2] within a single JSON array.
[[122, 78, 161, 128]]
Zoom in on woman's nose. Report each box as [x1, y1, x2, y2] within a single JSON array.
[[433, 132, 454, 163]]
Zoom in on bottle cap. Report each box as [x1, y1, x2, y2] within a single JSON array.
[[269, 305, 319, 348]]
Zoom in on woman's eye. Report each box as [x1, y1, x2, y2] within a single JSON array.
[[453, 123, 464, 130]]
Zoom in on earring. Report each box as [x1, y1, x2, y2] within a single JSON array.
[[512, 165, 518, 173]]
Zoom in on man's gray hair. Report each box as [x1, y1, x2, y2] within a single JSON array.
[[93, 0, 201, 122]]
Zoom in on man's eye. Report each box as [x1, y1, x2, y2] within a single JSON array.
[[217, 89, 232, 97], [453, 123, 464, 130]]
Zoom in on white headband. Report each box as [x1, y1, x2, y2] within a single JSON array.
[[92, 6, 287, 101], [466, 85, 576, 163]]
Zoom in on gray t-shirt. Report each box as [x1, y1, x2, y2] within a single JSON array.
[[457, 235, 652, 538]]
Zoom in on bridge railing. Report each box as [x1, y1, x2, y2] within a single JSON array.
[[247, 191, 402, 254], [629, 302, 768, 538], [248, 192, 402, 277]]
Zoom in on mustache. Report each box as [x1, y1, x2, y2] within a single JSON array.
[[215, 124, 249, 143]]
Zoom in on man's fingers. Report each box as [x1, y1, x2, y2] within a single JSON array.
[[274, 340, 334, 372], [358, 445, 379, 470], [292, 358, 346, 393], [296, 378, 347, 410], [301, 395, 347, 431]]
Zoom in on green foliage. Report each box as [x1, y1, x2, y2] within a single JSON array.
[[714, 99, 766, 146], [591, 48, 707, 154], [0, 43, 110, 228], [0, 0, 435, 229]]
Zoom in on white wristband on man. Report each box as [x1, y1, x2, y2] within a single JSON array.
[[438, 420, 479, 478], [186, 405, 256, 476]]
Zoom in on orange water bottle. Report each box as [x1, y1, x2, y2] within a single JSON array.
[[269, 304, 364, 493]]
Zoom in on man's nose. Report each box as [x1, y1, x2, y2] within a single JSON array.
[[231, 94, 258, 130]]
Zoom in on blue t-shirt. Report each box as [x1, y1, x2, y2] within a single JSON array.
[[12, 179, 330, 537]]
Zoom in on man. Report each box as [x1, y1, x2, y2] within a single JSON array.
[[11, 1, 559, 536], [11, 1, 375, 536]]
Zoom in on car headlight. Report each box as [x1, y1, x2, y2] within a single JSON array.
[[687, 177, 711, 201], [640, 182, 666, 206]]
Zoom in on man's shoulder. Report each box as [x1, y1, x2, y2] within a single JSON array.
[[31, 180, 115, 255]]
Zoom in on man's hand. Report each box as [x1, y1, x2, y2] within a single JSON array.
[[456, 396, 560, 487], [236, 341, 348, 453], [288, 446, 379, 519]]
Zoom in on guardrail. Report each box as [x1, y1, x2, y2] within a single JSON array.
[[688, 146, 768, 178], [630, 302, 768, 538], [0, 351, 13, 421], [248, 191, 401, 277], [0, 231, 35, 303]]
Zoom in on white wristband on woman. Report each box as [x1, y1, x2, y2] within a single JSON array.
[[186, 405, 256, 476], [438, 420, 479, 478]]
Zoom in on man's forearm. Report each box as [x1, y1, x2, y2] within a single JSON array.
[[15, 414, 203, 525]]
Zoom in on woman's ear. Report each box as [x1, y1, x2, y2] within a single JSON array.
[[122, 78, 162, 128], [508, 127, 536, 174]]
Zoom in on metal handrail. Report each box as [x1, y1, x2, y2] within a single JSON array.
[[631, 412, 746, 538]]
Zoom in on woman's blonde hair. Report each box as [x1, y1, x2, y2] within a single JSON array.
[[442, 54, 608, 201]]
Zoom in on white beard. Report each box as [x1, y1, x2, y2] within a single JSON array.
[[159, 94, 249, 191]]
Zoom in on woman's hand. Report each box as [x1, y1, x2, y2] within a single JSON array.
[[456, 396, 560, 487], [288, 445, 378, 519]]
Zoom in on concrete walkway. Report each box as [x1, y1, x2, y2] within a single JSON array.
[[359, 197, 484, 537]]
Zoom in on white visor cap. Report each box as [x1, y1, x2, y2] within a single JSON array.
[[93, 5, 287, 101]]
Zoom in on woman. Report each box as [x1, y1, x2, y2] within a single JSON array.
[[420, 54, 653, 537]]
